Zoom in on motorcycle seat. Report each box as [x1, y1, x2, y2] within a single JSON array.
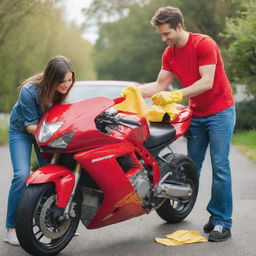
[[143, 122, 176, 148]]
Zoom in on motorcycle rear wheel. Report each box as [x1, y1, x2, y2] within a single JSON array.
[[16, 183, 81, 256], [156, 153, 198, 223]]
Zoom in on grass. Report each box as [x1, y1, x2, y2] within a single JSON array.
[[232, 130, 256, 162], [0, 125, 8, 145]]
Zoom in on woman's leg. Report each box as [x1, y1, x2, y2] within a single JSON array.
[[6, 132, 33, 229]]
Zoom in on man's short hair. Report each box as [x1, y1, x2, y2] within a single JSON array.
[[151, 6, 184, 29]]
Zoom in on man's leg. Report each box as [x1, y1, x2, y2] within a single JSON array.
[[187, 117, 209, 177], [207, 106, 236, 241]]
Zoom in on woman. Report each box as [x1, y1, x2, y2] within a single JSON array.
[[4, 55, 75, 246]]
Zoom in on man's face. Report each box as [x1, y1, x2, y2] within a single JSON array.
[[157, 23, 182, 46]]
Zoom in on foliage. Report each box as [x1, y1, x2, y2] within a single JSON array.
[[93, 0, 170, 82], [84, 0, 242, 83], [232, 129, 256, 162], [0, 0, 96, 113], [235, 100, 256, 130], [83, 0, 149, 27], [225, 0, 256, 97]]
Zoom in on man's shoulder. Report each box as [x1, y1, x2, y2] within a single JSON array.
[[190, 33, 216, 47]]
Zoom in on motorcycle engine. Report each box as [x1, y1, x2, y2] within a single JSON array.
[[129, 168, 151, 200]]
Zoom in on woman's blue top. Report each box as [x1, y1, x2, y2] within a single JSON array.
[[9, 83, 43, 132]]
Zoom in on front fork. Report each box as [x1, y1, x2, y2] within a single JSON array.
[[51, 154, 81, 219]]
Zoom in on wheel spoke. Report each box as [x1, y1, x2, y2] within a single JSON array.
[[37, 233, 44, 241]]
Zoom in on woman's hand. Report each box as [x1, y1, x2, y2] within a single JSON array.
[[26, 125, 37, 136]]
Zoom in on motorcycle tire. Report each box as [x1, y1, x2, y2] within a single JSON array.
[[16, 183, 81, 256], [156, 153, 198, 223]]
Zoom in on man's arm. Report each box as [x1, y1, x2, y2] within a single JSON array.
[[180, 64, 216, 98], [139, 70, 174, 97]]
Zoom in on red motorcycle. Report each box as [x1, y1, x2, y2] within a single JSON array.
[[16, 95, 198, 256]]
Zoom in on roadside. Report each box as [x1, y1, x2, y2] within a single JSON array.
[[232, 130, 256, 162], [0, 113, 9, 145]]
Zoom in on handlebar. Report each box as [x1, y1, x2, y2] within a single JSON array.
[[118, 117, 141, 126], [101, 114, 141, 127]]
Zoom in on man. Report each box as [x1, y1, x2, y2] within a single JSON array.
[[139, 6, 235, 242]]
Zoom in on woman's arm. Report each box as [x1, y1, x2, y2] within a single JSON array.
[[26, 125, 37, 136]]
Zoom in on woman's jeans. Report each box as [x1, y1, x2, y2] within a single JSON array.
[[6, 125, 47, 228], [187, 106, 236, 229]]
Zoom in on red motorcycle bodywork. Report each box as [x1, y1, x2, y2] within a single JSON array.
[[26, 165, 75, 208], [27, 96, 192, 229]]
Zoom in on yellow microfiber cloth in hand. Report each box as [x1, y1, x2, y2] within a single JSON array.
[[155, 230, 207, 246], [114, 86, 180, 122]]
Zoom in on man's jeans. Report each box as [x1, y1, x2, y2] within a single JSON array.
[[6, 125, 47, 228], [187, 106, 236, 229]]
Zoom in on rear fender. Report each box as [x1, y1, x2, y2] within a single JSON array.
[[26, 164, 75, 208]]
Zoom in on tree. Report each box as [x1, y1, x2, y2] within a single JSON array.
[[0, 0, 96, 112], [225, 0, 256, 97], [84, 0, 242, 82]]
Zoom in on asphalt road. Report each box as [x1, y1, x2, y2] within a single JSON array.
[[0, 138, 256, 256]]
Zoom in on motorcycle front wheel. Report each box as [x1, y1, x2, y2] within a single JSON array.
[[156, 153, 199, 223], [16, 183, 81, 256]]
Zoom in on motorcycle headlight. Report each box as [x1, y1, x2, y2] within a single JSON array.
[[48, 132, 74, 149], [38, 120, 64, 143]]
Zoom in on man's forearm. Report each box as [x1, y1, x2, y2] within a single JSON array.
[[180, 77, 213, 98], [139, 82, 167, 98]]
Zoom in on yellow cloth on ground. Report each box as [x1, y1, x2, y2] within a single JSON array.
[[114, 86, 180, 122], [155, 230, 207, 246]]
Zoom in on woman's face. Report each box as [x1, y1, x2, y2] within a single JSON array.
[[55, 72, 73, 94]]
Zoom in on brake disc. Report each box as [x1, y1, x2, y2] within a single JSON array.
[[39, 195, 71, 239]]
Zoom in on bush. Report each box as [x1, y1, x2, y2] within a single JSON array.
[[235, 99, 256, 130]]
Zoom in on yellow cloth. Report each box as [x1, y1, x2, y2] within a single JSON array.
[[155, 230, 207, 246], [114, 86, 180, 122]]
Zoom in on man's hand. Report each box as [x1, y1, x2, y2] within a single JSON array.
[[152, 90, 183, 105]]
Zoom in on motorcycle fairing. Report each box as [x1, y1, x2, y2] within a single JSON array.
[[36, 97, 121, 153], [25, 165, 75, 208], [74, 142, 147, 229]]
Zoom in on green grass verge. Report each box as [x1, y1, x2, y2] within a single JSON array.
[[232, 130, 256, 162], [0, 126, 8, 145]]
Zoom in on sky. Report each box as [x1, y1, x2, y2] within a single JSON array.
[[61, 0, 98, 44]]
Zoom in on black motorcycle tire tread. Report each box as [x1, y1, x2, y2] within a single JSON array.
[[16, 183, 80, 256], [156, 153, 199, 223]]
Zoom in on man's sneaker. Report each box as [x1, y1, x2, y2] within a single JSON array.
[[4, 230, 20, 246], [203, 221, 214, 233], [208, 225, 231, 242]]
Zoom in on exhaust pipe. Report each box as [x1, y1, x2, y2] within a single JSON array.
[[155, 172, 192, 199], [155, 183, 192, 198]]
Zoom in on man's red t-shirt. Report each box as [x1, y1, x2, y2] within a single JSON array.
[[161, 33, 234, 117]]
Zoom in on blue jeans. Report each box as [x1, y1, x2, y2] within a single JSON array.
[[6, 124, 47, 228], [187, 106, 236, 229]]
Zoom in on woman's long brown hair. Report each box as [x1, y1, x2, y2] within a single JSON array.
[[18, 56, 75, 112]]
